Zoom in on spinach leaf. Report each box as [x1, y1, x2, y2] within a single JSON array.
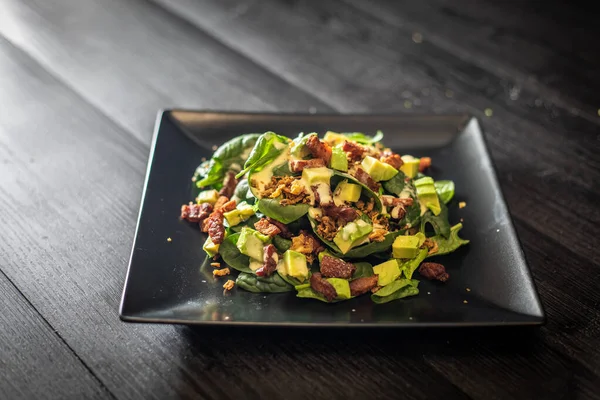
[[236, 132, 290, 178], [196, 134, 260, 188], [382, 171, 406, 196], [257, 199, 309, 224], [291, 132, 316, 157], [402, 200, 422, 229], [342, 130, 384, 144], [296, 286, 330, 302], [352, 262, 374, 279], [434, 180, 455, 204], [420, 199, 450, 238], [278, 272, 307, 288], [229, 215, 260, 233], [332, 171, 383, 211], [236, 272, 294, 293], [400, 248, 428, 279], [341, 231, 403, 258], [371, 284, 419, 304], [219, 233, 253, 273], [233, 178, 251, 200], [373, 278, 418, 297], [272, 161, 294, 177], [273, 235, 292, 252], [427, 223, 469, 258]]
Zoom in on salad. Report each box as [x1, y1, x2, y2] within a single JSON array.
[[180, 130, 469, 303]]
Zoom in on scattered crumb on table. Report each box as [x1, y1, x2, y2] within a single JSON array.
[[210, 262, 221, 268], [466, 288, 471, 292], [463, 300, 469, 304], [223, 280, 235, 290], [167, 237, 172, 242], [459, 201, 466, 208], [213, 267, 231, 277]]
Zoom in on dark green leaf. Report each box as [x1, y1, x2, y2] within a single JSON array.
[[382, 171, 406, 196], [228, 215, 260, 233], [427, 223, 469, 258], [341, 231, 403, 258], [273, 235, 292, 253], [219, 233, 253, 273], [341, 130, 384, 144], [434, 180, 455, 204], [420, 199, 450, 238], [236, 272, 294, 293], [236, 132, 290, 178], [272, 161, 294, 177], [372, 278, 419, 297], [196, 134, 260, 188], [402, 199, 422, 229], [400, 248, 428, 280], [278, 272, 307, 287], [296, 286, 330, 302], [257, 199, 309, 224], [351, 262, 374, 279], [371, 285, 419, 304], [233, 178, 250, 200]]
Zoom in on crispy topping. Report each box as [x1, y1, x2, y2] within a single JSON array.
[[218, 171, 238, 198], [223, 279, 235, 290], [380, 153, 403, 169], [305, 135, 332, 163], [210, 262, 221, 268], [423, 238, 438, 255], [320, 256, 356, 279], [254, 218, 282, 238], [213, 267, 231, 277], [310, 272, 337, 302], [418, 157, 432, 172], [419, 262, 449, 282], [256, 244, 278, 277], [180, 202, 213, 223], [368, 229, 386, 242], [356, 198, 375, 214], [289, 158, 325, 172], [262, 176, 310, 205], [290, 231, 324, 263], [316, 215, 340, 241], [349, 275, 379, 296]]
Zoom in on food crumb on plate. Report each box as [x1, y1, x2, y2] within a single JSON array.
[[167, 237, 172, 242], [412, 32, 423, 43], [210, 262, 221, 268], [466, 288, 471, 292], [427, 291, 431, 295], [484, 108, 493, 117], [212, 145, 218, 151], [459, 201, 466, 208], [351, 309, 356, 312], [223, 279, 235, 290], [463, 300, 468, 304], [213, 267, 231, 277]]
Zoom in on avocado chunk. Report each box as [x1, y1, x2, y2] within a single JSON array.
[[326, 278, 351, 299], [333, 219, 373, 254], [400, 155, 420, 178], [361, 156, 399, 182], [414, 177, 442, 216], [196, 189, 219, 205], [236, 227, 268, 261], [392, 235, 421, 259], [302, 166, 333, 185], [203, 237, 220, 257], [330, 146, 348, 172], [249, 259, 263, 272], [283, 250, 309, 282], [323, 131, 347, 146], [223, 202, 255, 226], [373, 259, 401, 286], [333, 180, 361, 204]]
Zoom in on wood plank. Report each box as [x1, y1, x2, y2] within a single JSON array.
[[0, 27, 468, 400], [0, 271, 109, 400], [152, 0, 600, 277], [342, 0, 600, 119], [0, 0, 331, 142]]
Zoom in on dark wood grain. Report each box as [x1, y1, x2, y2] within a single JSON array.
[[0, 272, 109, 400], [0, 0, 599, 399]]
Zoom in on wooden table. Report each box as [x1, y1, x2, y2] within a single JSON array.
[[1, 1, 598, 399]]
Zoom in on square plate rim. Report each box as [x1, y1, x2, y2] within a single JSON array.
[[118, 109, 546, 328]]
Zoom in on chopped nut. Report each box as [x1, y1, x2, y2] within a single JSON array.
[[167, 237, 172, 242], [223, 280, 235, 290], [459, 201, 466, 208], [210, 262, 221, 268], [213, 268, 231, 277]]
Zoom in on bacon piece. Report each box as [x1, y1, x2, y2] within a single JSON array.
[[342, 140, 368, 161], [220, 199, 237, 213], [310, 272, 337, 302], [320, 256, 356, 279], [353, 167, 380, 192], [305, 135, 332, 164], [254, 218, 282, 238], [213, 195, 229, 210], [419, 262, 449, 282], [289, 158, 325, 172], [180, 202, 213, 223], [349, 275, 379, 296], [381, 195, 413, 207], [418, 157, 432, 172], [380, 154, 403, 169], [218, 171, 238, 198], [322, 205, 358, 223], [201, 198, 236, 244], [256, 244, 279, 277], [267, 217, 293, 239]]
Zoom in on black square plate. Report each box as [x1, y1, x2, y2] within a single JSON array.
[[119, 110, 545, 327]]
